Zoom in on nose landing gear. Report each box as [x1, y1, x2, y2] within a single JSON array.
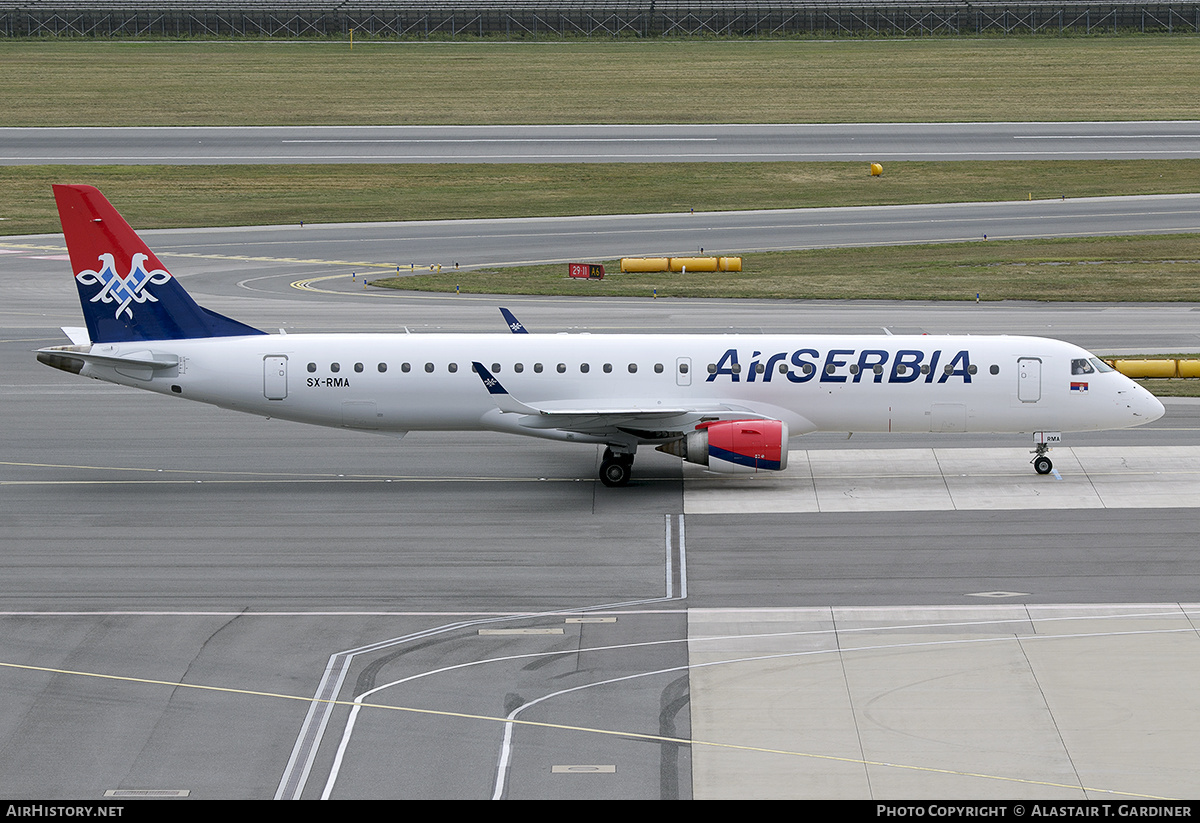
[[1032, 452, 1053, 475], [1031, 431, 1060, 475]]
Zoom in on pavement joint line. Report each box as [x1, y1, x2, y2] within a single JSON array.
[[0, 644, 1175, 801]]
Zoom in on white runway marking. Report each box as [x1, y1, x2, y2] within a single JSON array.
[[684, 446, 1200, 514]]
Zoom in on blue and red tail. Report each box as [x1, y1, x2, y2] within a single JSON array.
[[53, 184, 265, 343]]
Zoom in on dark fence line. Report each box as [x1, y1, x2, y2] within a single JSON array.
[[3, 3, 1199, 37]]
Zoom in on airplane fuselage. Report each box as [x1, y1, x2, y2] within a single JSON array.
[[58, 332, 1163, 442]]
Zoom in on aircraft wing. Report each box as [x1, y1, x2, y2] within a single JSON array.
[[471, 361, 767, 438]]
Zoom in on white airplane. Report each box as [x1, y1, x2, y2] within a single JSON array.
[[39, 185, 1164, 486]]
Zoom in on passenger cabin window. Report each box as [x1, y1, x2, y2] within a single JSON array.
[[557, 363, 566, 373], [378, 363, 387, 373], [655, 363, 664, 374], [401, 362, 411, 373], [354, 363, 364, 373], [604, 364, 613, 374], [330, 363, 340, 373], [307, 362, 317, 373]]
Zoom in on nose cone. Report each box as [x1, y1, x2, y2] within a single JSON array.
[[1126, 383, 1165, 426]]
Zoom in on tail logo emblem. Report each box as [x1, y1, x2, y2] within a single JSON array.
[[75, 252, 172, 320]]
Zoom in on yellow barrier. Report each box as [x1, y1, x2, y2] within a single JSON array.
[[620, 256, 743, 273], [1115, 360, 1178, 378], [669, 257, 719, 272], [1107, 358, 1200, 379], [621, 257, 670, 273]]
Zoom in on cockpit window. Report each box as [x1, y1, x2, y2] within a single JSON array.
[[1071, 358, 1095, 375], [1090, 357, 1115, 373]]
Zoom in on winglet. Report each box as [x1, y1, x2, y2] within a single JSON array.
[[472, 362, 540, 414], [499, 307, 528, 334]]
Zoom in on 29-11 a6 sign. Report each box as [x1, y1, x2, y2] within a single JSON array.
[[568, 263, 605, 280]]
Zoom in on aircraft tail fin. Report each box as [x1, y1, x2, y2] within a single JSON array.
[[53, 184, 265, 343]]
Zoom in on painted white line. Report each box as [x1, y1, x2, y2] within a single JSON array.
[[685, 446, 1200, 515]]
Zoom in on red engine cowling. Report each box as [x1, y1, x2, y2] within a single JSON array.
[[658, 419, 789, 473]]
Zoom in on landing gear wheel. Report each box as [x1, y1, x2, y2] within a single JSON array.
[[599, 448, 635, 487], [1033, 455, 1053, 475]]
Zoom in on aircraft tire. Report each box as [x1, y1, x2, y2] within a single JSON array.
[[1033, 456, 1053, 475], [600, 458, 632, 487]]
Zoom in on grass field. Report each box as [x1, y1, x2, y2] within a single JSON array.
[[370, 234, 1200, 301], [5, 159, 1200, 236], [2, 38, 1198, 126], [1130, 378, 1200, 397]]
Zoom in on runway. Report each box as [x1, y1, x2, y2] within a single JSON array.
[[4, 122, 1200, 164], [9, 195, 1200, 282], [3, 205, 1200, 798]]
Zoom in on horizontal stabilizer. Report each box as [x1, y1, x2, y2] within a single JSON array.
[[37, 345, 179, 378]]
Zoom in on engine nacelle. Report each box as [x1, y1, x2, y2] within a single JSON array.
[[658, 419, 788, 473]]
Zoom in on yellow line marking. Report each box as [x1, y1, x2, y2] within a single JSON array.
[[292, 274, 371, 292], [0, 479, 594, 486], [4, 241, 402, 271], [0, 658, 1171, 800], [0, 243, 66, 252]]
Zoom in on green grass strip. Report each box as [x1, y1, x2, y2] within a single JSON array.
[[5, 159, 1200, 236], [3, 38, 1199, 126], [370, 234, 1200, 302]]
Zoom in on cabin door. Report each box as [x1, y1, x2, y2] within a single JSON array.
[[264, 355, 288, 400], [1017, 357, 1042, 403]]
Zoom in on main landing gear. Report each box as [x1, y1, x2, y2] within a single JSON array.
[[600, 447, 635, 487]]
